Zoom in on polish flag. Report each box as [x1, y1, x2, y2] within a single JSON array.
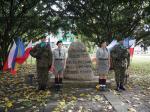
[[15, 40, 32, 64], [130, 44, 135, 58], [107, 40, 118, 51], [129, 39, 136, 58], [3, 41, 17, 71]]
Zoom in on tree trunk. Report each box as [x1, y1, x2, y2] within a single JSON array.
[[0, 35, 12, 67]]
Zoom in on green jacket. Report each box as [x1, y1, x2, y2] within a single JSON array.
[[111, 44, 130, 68], [30, 43, 53, 68]]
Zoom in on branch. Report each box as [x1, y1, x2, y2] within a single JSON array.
[[10, 21, 23, 39], [16, 0, 39, 19]]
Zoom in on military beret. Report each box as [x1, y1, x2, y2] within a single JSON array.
[[56, 40, 63, 45], [115, 33, 123, 41]]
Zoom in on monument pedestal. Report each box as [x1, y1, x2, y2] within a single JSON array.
[[49, 75, 111, 88]]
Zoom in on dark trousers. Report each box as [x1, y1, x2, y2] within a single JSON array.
[[114, 68, 126, 86], [37, 67, 49, 90]]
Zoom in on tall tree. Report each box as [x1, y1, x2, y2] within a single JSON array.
[[0, 0, 66, 62], [63, 0, 150, 45]]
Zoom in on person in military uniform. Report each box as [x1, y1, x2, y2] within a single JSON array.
[[30, 35, 53, 90], [51, 40, 66, 90], [111, 38, 130, 91]]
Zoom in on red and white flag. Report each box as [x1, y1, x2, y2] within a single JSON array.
[[3, 40, 17, 71], [130, 43, 135, 58], [15, 40, 32, 64]]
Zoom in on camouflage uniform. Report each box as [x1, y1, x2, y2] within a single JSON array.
[[30, 42, 52, 90], [111, 43, 130, 90]]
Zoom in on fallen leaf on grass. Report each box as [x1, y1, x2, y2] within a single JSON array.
[[68, 109, 73, 112], [71, 96, 77, 101], [133, 97, 140, 101], [107, 105, 112, 110], [94, 95, 103, 101], [59, 100, 66, 106], [147, 87, 150, 90], [79, 93, 85, 97], [6, 101, 13, 108], [78, 98, 84, 101], [128, 107, 137, 112]]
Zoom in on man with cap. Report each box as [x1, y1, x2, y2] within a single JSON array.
[[51, 40, 66, 91], [30, 34, 53, 90], [111, 37, 130, 91]]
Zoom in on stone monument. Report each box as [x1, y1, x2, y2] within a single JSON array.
[[64, 41, 94, 80]]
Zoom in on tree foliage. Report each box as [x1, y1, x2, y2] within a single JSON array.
[[1, 0, 150, 63], [0, 0, 67, 61], [62, 0, 150, 45]]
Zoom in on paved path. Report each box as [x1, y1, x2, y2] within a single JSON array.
[[43, 88, 129, 112], [104, 91, 129, 112]]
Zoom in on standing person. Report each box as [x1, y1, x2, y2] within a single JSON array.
[[96, 40, 110, 91], [111, 38, 130, 91], [52, 40, 66, 91], [30, 35, 53, 90]]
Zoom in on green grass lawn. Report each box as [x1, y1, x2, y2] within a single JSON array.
[[26, 55, 150, 76], [130, 55, 150, 76], [25, 56, 36, 65]]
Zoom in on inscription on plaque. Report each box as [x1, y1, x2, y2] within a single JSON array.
[[64, 41, 94, 80]]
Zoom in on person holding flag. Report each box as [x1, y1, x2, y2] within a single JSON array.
[[30, 35, 53, 90], [111, 37, 130, 91]]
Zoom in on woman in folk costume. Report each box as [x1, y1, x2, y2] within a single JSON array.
[[52, 40, 66, 91], [96, 40, 110, 91]]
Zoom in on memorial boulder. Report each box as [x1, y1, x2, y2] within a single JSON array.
[[64, 41, 94, 80]]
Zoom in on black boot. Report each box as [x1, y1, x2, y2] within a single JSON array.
[[115, 83, 120, 91], [119, 84, 126, 90], [99, 79, 102, 84], [59, 78, 62, 84], [41, 84, 46, 90], [59, 78, 63, 90], [102, 79, 106, 91], [38, 85, 42, 90], [38, 84, 46, 90], [102, 79, 106, 85], [103, 79, 106, 91], [54, 77, 59, 91], [55, 77, 58, 84], [99, 79, 106, 91]]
